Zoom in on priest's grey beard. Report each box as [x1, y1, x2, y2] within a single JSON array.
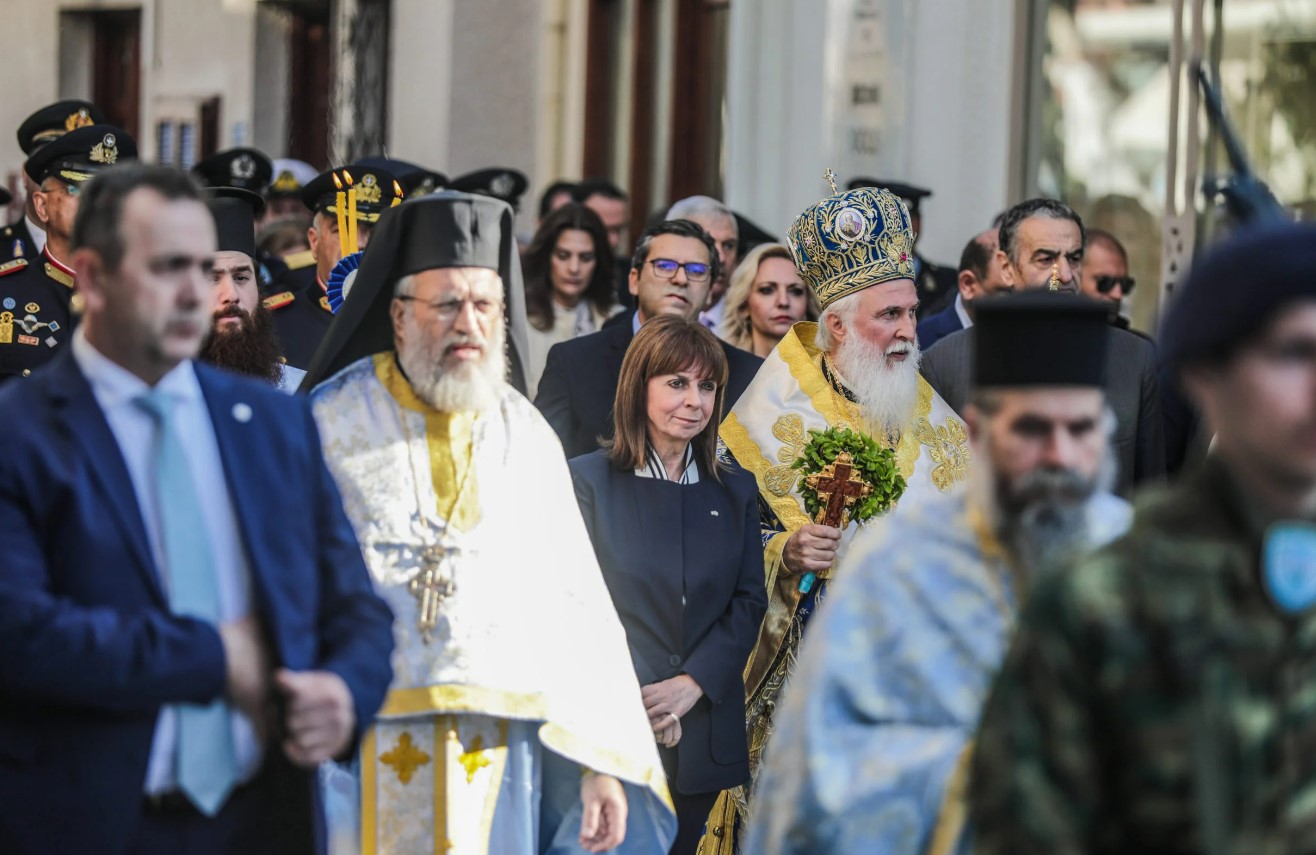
[[397, 317, 508, 413], [972, 440, 1117, 581], [831, 333, 922, 437]]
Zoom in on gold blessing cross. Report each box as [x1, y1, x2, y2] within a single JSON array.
[[408, 545, 458, 643], [804, 451, 872, 528]]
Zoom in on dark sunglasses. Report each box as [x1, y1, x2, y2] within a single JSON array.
[[1095, 275, 1135, 296]]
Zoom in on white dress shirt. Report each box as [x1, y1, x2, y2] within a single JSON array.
[[72, 330, 262, 794], [954, 293, 973, 329], [25, 215, 47, 257]]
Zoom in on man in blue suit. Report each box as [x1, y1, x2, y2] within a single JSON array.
[[0, 164, 395, 854], [916, 228, 1011, 350]]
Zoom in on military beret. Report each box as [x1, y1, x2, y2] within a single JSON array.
[[192, 147, 273, 193], [448, 167, 528, 212], [24, 124, 137, 184], [354, 156, 447, 198], [1162, 220, 1316, 370], [16, 100, 105, 155]]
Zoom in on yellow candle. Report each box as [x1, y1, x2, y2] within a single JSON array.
[[332, 172, 349, 257], [344, 171, 359, 256]]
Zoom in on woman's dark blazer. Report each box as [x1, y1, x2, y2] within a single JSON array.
[[569, 448, 767, 795]]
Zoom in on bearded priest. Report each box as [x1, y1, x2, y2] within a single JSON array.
[[302, 192, 676, 854], [703, 177, 971, 851]]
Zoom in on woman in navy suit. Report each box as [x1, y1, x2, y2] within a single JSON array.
[[570, 315, 767, 855]]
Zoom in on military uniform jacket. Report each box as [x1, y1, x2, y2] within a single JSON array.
[[971, 457, 1316, 854], [0, 251, 77, 383], [267, 266, 333, 371]]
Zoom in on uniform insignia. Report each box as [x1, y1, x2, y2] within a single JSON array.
[[319, 295, 332, 313], [284, 249, 315, 270], [65, 108, 93, 132], [89, 133, 118, 165], [0, 311, 12, 344], [17, 334, 38, 346], [1264, 522, 1316, 613], [44, 262, 74, 289], [24, 302, 39, 314], [71, 293, 86, 314], [1, 298, 12, 309], [262, 291, 295, 311], [357, 173, 382, 204], [45, 336, 58, 348], [0, 258, 28, 278], [12, 239, 22, 259]]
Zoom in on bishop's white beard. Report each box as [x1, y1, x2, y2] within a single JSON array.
[[396, 317, 508, 413], [831, 334, 922, 437]]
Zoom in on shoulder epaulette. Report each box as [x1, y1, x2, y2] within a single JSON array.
[[0, 258, 29, 277], [284, 249, 315, 270], [263, 290, 295, 311]]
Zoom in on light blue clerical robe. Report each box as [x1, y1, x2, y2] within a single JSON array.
[[744, 488, 1131, 855]]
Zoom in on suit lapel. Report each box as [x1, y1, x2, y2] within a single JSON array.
[[47, 351, 164, 604], [195, 366, 266, 599]]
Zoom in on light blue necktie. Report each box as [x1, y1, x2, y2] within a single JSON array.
[[136, 388, 238, 816]]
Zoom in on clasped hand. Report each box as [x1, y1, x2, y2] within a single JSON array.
[[219, 616, 355, 767], [641, 674, 703, 748]]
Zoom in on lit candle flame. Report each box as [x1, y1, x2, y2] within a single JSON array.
[[392, 180, 404, 207]]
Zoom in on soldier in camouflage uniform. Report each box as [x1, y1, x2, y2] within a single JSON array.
[[970, 220, 1316, 854]]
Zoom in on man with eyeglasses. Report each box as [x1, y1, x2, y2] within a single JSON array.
[[536, 218, 763, 458], [0, 124, 136, 383], [302, 191, 678, 853], [920, 199, 1166, 495]]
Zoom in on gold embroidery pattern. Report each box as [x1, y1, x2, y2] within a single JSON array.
[[912, 415, 971, 492], [786, 188, 916, 309], [765, 414, 806, 497], [458, 733, 492, 784], [380, 731, 431, 785]]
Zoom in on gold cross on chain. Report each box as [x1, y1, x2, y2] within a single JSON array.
[[408, 545, 458, 644]]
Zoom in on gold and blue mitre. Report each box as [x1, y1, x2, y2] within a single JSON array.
[[786, 177, 917, 309]]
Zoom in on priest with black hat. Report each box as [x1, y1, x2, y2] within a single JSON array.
[[0, 123, 136, 383], [264, 162, 402, 370], [304, 190, 676, 853], [746, 291, 1131, 855], [197, 190, 305, 391], [4, 99, 105, 263], [191, 146, 292, 294]]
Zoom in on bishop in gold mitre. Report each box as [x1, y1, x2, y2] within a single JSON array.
[[704, 174, 973, 852], [307, 191, 675, 853]]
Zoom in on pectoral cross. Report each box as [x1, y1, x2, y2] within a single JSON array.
[[408, 544, 458, 644], [804, 451, 872, 528]]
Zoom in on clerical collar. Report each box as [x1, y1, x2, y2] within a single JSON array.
[[820, 354, 859, 404], [637, 443, 699, 484]]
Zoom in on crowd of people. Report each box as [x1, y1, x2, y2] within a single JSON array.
[[3, 97, 1316, 855]]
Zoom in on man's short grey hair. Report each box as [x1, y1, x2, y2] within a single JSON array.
[[393, 273, 416, 298], [666, 195, 737, 235], [814, 291, 861, 352]]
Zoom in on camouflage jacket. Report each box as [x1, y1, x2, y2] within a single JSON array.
[[970, 457, 1316, 855]]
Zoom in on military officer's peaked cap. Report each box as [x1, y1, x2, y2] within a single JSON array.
[[192, 147, 274, 193], [448, 167, 529, 212], [24, 124, 138, 184], [1162, 220, 1316, 370], [354, 156, 448, 199], [300, 165, 402, 223], [16, 100, 106, 155]]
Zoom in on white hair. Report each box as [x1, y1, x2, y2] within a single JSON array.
[[814, 292, 861, 352], [666, 195, 737, 236]]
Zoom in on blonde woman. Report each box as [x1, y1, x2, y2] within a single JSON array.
[[718, 243, 819, 356]]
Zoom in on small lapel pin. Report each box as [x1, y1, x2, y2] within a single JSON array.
[[710, 510, 719, 516], [232, 403, 253, 423]]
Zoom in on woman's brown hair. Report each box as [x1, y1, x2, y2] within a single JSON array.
[[521, 202, 616, 332], [607, 315, 730, 481]]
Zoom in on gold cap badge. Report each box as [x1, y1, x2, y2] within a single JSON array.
[[89, 133, 118, 165]]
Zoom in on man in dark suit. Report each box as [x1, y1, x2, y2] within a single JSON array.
[[536, 219, 762, 458], [921, 199, 1165, 494], [916, 228, 1012, 350], [0, 164, 395, 854]]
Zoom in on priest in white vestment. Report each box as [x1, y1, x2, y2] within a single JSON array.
[[303, 192, 676, 854], [703, 180, 973, 851], [746, 293, 1133, 854]]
